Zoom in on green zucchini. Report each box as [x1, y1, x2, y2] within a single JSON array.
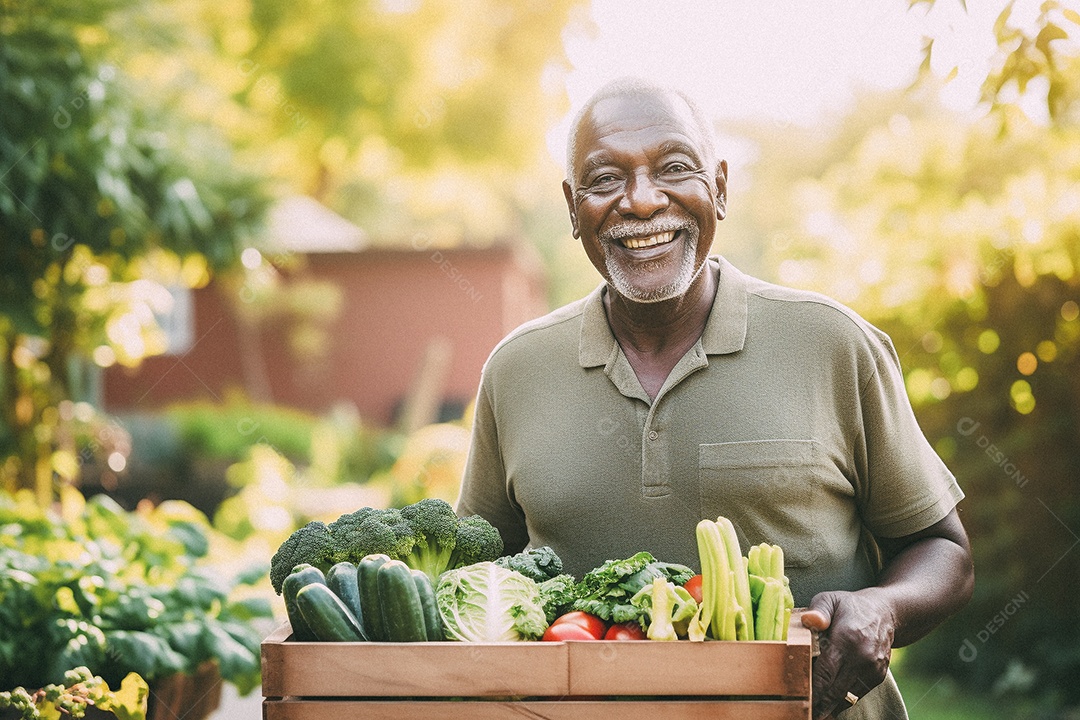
[[326, 561, 368, 640], [410, 568, 444, 641], [377, 560, 428, 642], [358, 554, 392, 641], [296, 582, 366, 642], [282, 564, 326, 641]]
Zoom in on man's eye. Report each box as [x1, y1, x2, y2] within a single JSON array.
[[664, 162, 691, 173], [591, 174, 619, 187]]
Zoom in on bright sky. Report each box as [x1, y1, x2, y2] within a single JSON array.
[[548, 0, 1040, 167]]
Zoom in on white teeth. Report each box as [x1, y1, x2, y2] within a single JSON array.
[[622, 231, 675, 249]]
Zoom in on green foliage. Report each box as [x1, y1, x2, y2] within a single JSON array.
[[916, 0, 1080, 124], [0, 489, 272, 695], [0, 0, 268, 500], [0, 666, 148, 720], [166, 400, 321, 464]]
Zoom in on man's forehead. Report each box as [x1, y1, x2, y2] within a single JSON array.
[[575, 91, 705, 159]]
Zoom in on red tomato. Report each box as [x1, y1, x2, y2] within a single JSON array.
[[683, 574, 704, 605], [551, 611, 607, 639], [543, 622, 600, 641], [604, 621, 647, 640]]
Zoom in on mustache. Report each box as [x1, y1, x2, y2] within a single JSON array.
[[600, 217, 695, 242]]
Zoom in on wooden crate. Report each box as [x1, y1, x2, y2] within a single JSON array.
[[262, 611, 813, 719]]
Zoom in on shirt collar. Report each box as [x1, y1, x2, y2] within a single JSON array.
[[578, 255, 748, 368]]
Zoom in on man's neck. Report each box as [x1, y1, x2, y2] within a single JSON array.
[[602, 260, 719, 399]]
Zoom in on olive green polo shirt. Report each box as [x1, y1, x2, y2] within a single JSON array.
[[459, 255, 964, 712], [458, 256, 962, 717]]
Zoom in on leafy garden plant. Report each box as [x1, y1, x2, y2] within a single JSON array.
[[0, 666, 147, 720], [0, 488, 272, 699]]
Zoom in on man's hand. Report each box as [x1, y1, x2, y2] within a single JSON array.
[[802, 590, 896, 719], [802, 508, 974, 719]]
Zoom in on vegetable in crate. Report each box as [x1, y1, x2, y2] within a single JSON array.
[[542, 611, 607, 641], [747, 542, 795, 641], [326, 561, 365, 630], [572, 551, 694, 624], [269, 499, 503, 593], [435, 562, 549, 642], [690, 517, 750, 641], [494, 546, 564, 582], [630, 576, 698, 641], [296, 582, 367, 642], [269, 521, 334, 595], [537, 573, 578, 624], [377, 560, 430, 642], [282, 564, 329, 641], [357, 554, 391, 641], [689, 515, 795, 642]]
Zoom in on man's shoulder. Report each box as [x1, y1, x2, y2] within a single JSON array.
[[484, 293, 592, 368], [727, 265, 894, 359]]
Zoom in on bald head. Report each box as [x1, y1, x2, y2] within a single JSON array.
[[565, 78, 718, 191]]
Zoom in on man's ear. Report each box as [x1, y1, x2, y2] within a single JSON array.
[[562, 179, 580, 239], [715, 159, 728, 221]]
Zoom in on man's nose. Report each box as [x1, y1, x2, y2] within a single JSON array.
[[618, 169, 668, 218]]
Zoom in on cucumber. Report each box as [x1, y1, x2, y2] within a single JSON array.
[[326, 561, 368, 640], [377, 560, 429, 642], [410, 568, 444, 641], [358, 554, 392, 641], [282, 564, 326, 641], [296, 582, 366, 642]]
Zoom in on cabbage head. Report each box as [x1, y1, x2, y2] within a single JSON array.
[[435, 561, 549, 641]]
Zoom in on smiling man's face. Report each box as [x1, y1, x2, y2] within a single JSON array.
[[563, 90, 726, 304]]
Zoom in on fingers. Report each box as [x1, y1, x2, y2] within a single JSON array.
[[801, 608, 830, 631], [802, 590, 840, 630], [808, 591, 894, 720]]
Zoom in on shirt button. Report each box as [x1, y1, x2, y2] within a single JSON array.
[[647, 430, 659, 441]]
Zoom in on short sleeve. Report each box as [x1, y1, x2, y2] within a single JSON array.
[[455, 380, 530, 555], [855, 331, 965, 539]]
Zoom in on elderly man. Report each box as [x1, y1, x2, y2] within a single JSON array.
[[457, 78, 973, 719]]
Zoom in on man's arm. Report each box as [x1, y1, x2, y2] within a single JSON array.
[[802, 507, 974, 719]]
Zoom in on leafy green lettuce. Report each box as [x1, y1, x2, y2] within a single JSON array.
[[572, 551, 694, 624]]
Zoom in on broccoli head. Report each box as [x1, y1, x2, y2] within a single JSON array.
[[398, 498, 460, 579], [327, 506, 415, 564], [495, 546, 564, 583], [448, 514, 504, 570], [270, 502, 506, 590], [269, 521, 333, 594]]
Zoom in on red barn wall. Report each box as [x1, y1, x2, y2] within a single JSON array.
[[102, 245, 548, 425]]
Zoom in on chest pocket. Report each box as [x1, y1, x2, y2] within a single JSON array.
[[699, 439, 852, 568]]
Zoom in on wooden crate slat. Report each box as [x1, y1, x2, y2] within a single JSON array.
[[263, 698, 811, 720], [566, 635, 810, 696], [262, 625, 569, 697]]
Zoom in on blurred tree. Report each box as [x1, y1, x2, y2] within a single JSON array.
[[0, 0, 268, 503], [224, 0, 578, 243]]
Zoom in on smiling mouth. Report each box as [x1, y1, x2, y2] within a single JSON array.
[[621, 230, 676, 250]]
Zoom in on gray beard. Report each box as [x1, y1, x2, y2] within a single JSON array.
[[602, 225, 702, 303]]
